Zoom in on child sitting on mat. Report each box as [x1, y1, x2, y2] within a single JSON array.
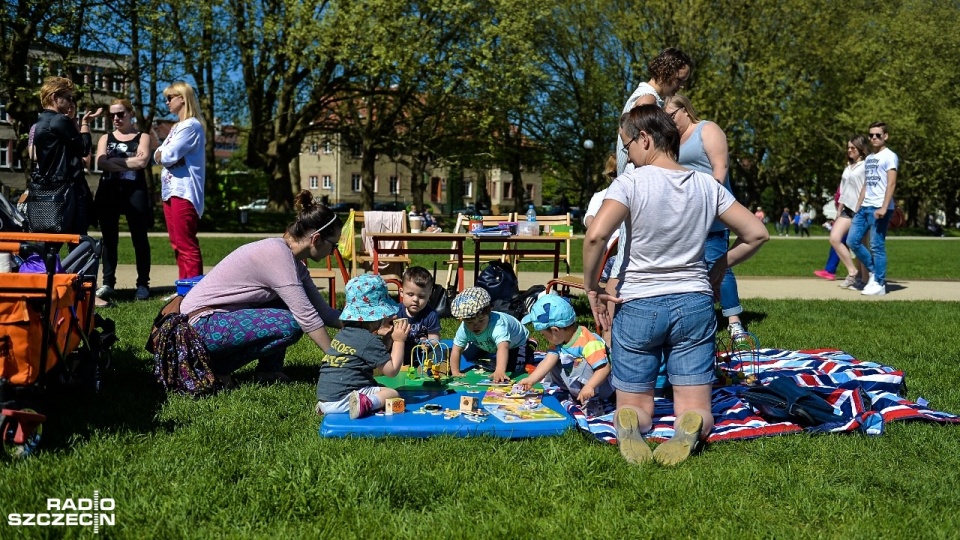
[[397, 266, 441, 360], [315, 274, 410, 419], [448, 287, 533, 383], [518, 294, 614, 411]]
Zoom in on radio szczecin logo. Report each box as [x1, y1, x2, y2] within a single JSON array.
[[8, 491, 115, 533]]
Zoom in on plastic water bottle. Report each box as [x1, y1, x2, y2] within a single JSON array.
[[526, 204, 537, 222]]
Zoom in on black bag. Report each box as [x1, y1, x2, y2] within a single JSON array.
[[25, 180, 76, 234], [476, 261, 519, 304], [428, 263, 456, 318], [740, 378, 842, 427], [509, 285, 546, 320]]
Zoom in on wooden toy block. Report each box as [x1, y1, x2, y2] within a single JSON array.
[[460, 396, 479, 413], [385, 398, 405, 415]]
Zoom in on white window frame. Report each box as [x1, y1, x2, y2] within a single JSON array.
[[323, 141, 333, 154], [389, 175, 399, 195], [0, 141, 9, 168], [322, 175, 332, 189], [351, 174, 362, 192], [350, 143, 362, 159], [373, 175, 379, 194], [309, 142, 318, 155], [0, 98, 8, 123], [465, 181, 473, 198], [111, 74, 123, 93], [309, 175, 319, 189]]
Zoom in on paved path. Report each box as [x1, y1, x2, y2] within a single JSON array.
[[115, 264, 960, 302]]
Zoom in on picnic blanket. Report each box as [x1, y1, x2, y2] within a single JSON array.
[[562, 348, 960, 445]]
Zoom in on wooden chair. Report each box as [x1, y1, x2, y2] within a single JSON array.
[[513, 213, 573, 274], [546, 237, 618, 297], [444, 212, 515, 289], [351, 211, 411, 279], [309, 247, 351, 309]]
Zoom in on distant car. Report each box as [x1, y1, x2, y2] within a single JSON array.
[[328, 202, 361, 213], [452, 204, 491, 216], [373, 202, 409, 212], [239, 199, 268, 212]]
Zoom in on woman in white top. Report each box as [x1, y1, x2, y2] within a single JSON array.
[[832, 135, 869, 289], [584, 105, 768, 466], [154, 82, 206, 280]]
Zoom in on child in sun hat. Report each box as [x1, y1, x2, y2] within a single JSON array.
[[315, 274, 411, 419], [518, 294, 614, 410], [448, 287, 533, 384]]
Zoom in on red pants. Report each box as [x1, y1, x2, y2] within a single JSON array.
[[163, 196, 203, 279]]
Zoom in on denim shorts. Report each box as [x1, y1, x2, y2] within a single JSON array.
[[610, 292, 716, 392]]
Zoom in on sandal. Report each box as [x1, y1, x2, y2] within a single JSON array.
[[614, 408, 653, 465], [652, 411, 704, 466]]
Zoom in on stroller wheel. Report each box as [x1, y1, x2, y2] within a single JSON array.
[[0, 409, 44, 460]]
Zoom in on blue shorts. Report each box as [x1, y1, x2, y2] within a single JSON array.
[[610, 293, 716, 392]]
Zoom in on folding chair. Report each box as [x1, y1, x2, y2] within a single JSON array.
[[443, 212, 515, 289], [351, 211, 409, 295], [513, 213, 573, 274], [309, 247, 351, 309], [546, 237, 618, 297]]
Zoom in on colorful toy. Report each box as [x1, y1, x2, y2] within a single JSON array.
[[715, 330, 761, 387], [460, 396, 479, 413], [407, 339, 451, 381]]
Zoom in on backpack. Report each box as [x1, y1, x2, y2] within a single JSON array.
[[476, 261, 519, 304]]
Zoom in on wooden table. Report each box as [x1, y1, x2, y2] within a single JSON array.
[[471, 234, 569, 283], [368, 232, 470, 291]]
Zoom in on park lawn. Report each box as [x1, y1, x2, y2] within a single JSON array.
[[2, 297, 959, 538], [121, 236, 960, 280]]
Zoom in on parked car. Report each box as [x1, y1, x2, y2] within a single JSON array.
[[239, 199, 268, 212], [373, 202, 408, 212], [328, 202, 361, 213], [452, 203, 491, 216]]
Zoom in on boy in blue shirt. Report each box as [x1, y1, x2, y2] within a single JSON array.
[[397, 266, 442, 362], [448, 287, 532, 383]]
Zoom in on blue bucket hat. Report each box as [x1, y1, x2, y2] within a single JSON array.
[[521, 293, 576, 330], [340, 274, 399, 322]]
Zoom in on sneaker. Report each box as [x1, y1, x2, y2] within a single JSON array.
[[652, 410, 704, 466], [813, 270, 835, 281], [348, 391, 374, 419], [728, 321, 747, 338], [865, 272, 878, 288], [852, 279, 866, 291], [613, 408, 652, 465], [838, 274, 859, 289], [315, 401, 325, 417], [135, 285, 150, 300], [96, 284, 116, 298], [861, 281, 887, 296]]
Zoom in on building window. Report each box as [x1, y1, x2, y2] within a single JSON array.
[[465, 181, 473, 198], [0, 140, 9, 168], [110, 74, 123, 93], [350, 142, 362, 159], [373, 176, 379, 193], [503, 182, 513, 200], [92, 116, 106, 131], [93, 68, 104, 90], [351, 174, 361, 192], [309, 175, 318, 189], [322, 175, 332, 189], [0, 98, 8, 123], [323, 141, 332, 154], [309, 142, 318, 155], [526, 183, 535, 201], [389, 176, 399, 195]]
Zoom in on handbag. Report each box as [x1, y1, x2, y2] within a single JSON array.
[[25, 145, 75, 233], [476, 260, 519, 303], [428, 262, 455, 318], [889, 207, 906, 229]]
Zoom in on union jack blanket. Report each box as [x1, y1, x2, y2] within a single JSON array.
[[561, 348, 960, 444]]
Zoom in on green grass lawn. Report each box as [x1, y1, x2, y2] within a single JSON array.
[[121, 236, 960, 280], [2, 297, 959, 537]]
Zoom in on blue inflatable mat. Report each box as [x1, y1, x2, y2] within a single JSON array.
[[319, 391, 573, 439]]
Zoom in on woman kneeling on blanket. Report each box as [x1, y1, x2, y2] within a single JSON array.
[[179, 190, 343, 388], [583, 105, 768, 465]]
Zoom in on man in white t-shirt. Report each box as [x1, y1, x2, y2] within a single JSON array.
[[847, 122, 898, 296]]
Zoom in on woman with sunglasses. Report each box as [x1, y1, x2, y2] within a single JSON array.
[[95, 98, 155, 302], [664, 94, 748, 338], [584, 105, 767, 465], [27, 76, 102, 234], [154, 81, 206, 280], [179, 191, 344, 387]]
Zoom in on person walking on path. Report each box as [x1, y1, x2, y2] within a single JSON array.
[[817, 135, 869, 287], [155, 82, 206, 280], [848, 122, 898, 296], [95, 98, 155, 302], [778, 208, 791, 236]]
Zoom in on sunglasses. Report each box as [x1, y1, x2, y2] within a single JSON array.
[[110, 111, 126, 119], [164, 94, 181, 103], [59, 94, 77, 103], [668, 108, 684, 119], [868, 133, 884, 139]]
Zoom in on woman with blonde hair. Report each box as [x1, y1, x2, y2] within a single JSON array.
[[27, 76, 102, 233], [95, 98, 155, 301], [154, 82, 206, 280], [831, 135, 870, 289]]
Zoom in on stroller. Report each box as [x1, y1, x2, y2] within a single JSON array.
[[0, 232, 115, 459]]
